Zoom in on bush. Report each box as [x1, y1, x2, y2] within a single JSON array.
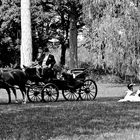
[[79, 62, 92, 69]]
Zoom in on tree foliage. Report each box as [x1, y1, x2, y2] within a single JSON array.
[[0, 0, 20, 67], [0, 0, 84, 68], [81, 0, 140, 79], [1, 0, 140, 80]]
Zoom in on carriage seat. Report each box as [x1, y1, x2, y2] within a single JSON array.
[[62, 72, 83, 89]]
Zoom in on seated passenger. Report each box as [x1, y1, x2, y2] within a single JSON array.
[[61, 66, 83, 89], [118, 83, 140, 102], [32, 47, 56, 83]]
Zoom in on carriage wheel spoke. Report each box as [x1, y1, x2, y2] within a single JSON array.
[[27, 86, 42, 102], [37, 96, 41, 101], [62, 89, 79, 101], [42, 84, 59, 102]]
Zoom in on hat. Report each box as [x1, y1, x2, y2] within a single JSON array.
[[44, 47, 49, 52], [38, 47, 42, 50], [127, 83, 135, 89]]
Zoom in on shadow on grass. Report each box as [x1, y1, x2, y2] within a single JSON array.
[[0, 98, 140, 139]]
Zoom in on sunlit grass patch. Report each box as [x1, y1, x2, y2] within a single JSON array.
[[49, 129, 140, 140]]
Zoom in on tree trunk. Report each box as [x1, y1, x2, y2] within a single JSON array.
[[20, 0, 32, 68], [69, 12, 78, 69], [60, 42, 66, 66], [137, 58, 140, 80]]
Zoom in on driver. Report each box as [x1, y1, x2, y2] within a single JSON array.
[[41, 47, 56, 69], [36, 47, 56, 79]]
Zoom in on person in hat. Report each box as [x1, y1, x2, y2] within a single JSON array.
[[36, 47, 43, 62], [33, 47, 56, 68], [42, 48, 56, 68], [39, 48, 56, 79], [118, 83, 140, 102], [32, 47, 43, 67], [33, 47, 56, 78]]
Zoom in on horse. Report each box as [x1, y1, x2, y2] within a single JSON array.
[[0, 65, 41, 104]]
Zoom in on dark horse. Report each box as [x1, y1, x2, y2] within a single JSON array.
[[0, 66, 41, 104]]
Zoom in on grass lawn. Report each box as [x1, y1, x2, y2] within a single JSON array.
[[0, 83, 140, 140]]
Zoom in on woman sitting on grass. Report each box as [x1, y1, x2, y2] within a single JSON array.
[[118, 83, 140, 102]]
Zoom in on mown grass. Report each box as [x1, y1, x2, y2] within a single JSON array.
[[0, 97, 140, 140]]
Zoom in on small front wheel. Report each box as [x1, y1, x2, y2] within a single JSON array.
[[41, 83, 59, 102], [27, 85, 42, 102], [80, 79, 97, 100]]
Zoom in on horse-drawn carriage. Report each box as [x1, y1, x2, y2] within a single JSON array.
[[26, 67, 98, 102], [0, 66, 97, 103]]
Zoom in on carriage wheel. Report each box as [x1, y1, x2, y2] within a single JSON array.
[[62, 89, 80, 101], [27, 85, 42, 102], [41, 83, 59, 102], [79, 79, 97, 100]]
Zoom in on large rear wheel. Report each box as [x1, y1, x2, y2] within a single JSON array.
[[79, 79, 97, 100], [62, 89, 80, 101]]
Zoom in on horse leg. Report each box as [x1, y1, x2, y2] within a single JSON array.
[[11, 87, 18, 103], [20, 89, 25, 103], [5, 88, 11, 103], [19, 86, 27, 104]]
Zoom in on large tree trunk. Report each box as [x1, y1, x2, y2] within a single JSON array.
[[69, 12, 78, 69], [20, 0, 32, 68], [60, 42, 66, 66]]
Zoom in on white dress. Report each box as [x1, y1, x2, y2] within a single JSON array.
[[118, 89, 140, 102]]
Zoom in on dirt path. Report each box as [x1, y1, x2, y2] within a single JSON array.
[[0, 83, 139, 103], [97, 83, 139, 98]]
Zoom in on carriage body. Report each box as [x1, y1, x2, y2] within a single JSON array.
[[27, 68, 98, 102], [49, 68, 87, 90]]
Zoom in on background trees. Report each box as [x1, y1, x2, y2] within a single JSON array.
[[81, 0, 140, 79], [0, 0, 20, 67], [0, 0, 140, 80]]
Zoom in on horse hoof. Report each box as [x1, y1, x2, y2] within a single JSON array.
[[15, 100, 18, 103], [22, 101, 26, 104]]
